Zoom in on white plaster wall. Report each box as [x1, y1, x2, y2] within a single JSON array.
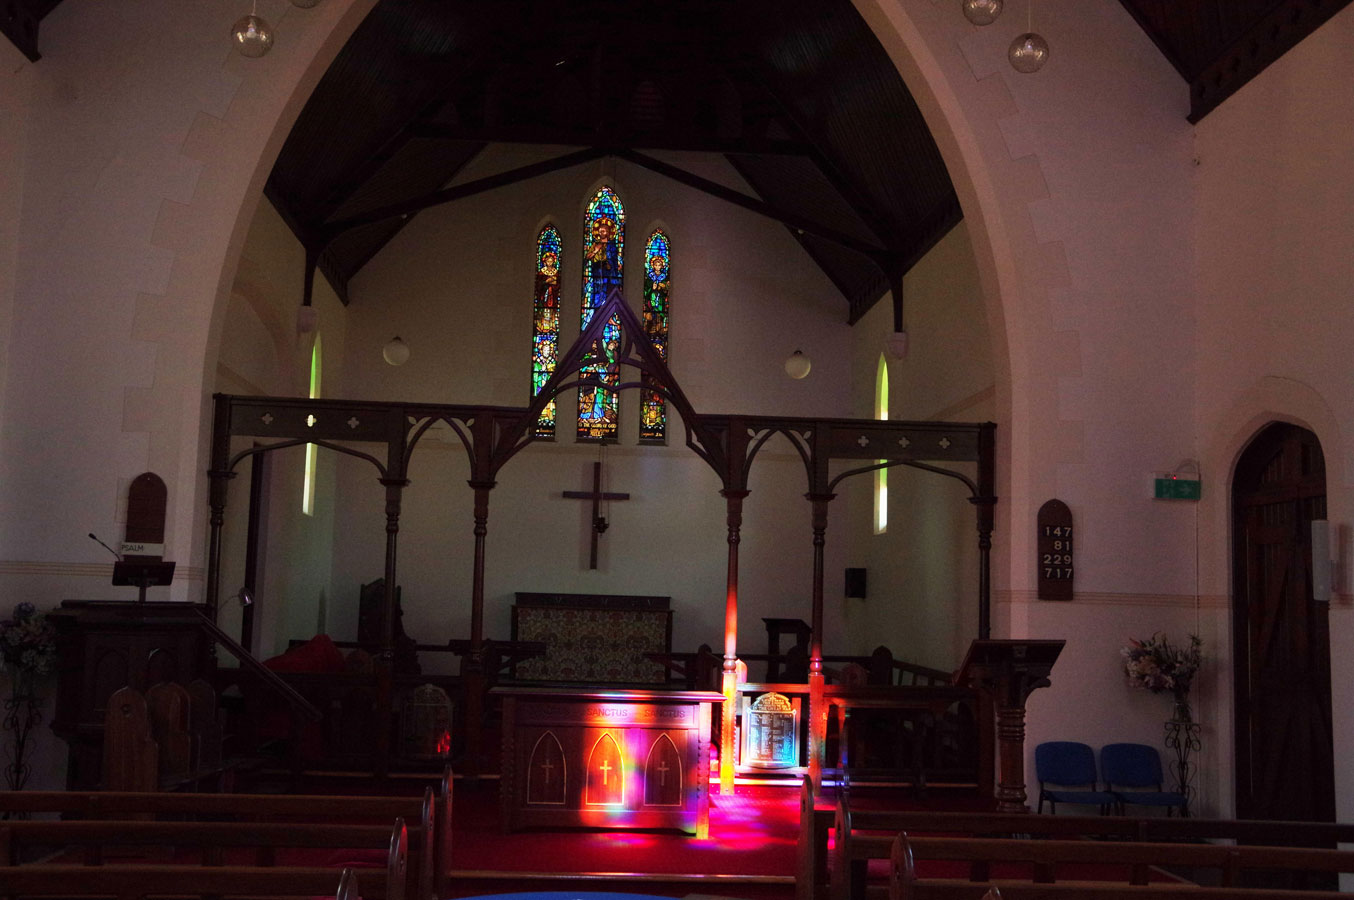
[[846, 221, 992, 669], [0, 39, 32, 443], [1191, 6, 1354, 822], [324, 149, 854, 667], [855, 0, 1211, 810], [214, 199, 348, 657], [4, 0, 1347, 816], [0, 0, 374, 616], [0, 0, 372, 789]]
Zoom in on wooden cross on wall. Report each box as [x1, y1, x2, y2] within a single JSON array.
[[563, 461, 630, 569]]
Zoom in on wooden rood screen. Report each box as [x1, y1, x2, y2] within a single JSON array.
[[511, 593, 671, 684]]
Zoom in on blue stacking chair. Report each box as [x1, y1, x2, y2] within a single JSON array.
[[1099, 742, 1189, 816], [1034, 741, 1117, 815]]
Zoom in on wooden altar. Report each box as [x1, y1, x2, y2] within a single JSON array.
[[496, 687, 720, 837]]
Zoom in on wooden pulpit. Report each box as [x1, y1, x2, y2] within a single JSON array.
[[954, 638, 1065, 813]]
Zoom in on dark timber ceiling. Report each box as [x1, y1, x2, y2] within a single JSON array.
[[10, 1, 1350, 319], [1116, 0, 1353, 121], [266, 0, 960, 323]]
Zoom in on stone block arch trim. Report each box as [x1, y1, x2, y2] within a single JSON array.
[[110, 1, 378, 582], [852, 0, 1078, 595]]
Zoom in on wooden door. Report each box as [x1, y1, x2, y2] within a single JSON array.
[[1232, 423, 1334, 822]]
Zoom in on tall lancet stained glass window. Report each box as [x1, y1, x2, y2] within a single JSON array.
[[578, 186, 625, 441], [639, 230, 671, 443], [531, 225, 562, 439]]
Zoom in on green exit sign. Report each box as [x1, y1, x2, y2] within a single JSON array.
[[1155, 476, 1201, 501]]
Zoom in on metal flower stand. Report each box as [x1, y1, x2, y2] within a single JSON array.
[[1163, 698, 1200, 816]]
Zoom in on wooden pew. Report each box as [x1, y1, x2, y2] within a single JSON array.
[[798, 778, 835, 900], [889, 834, 1354, 900], [1, 864, 371, 899], [896, 834, 1354, 886], [434, 766, 452, 900], [824, 797, 1354, 900], [338, 867, 362, 900], [0, 782, 444, 900], [0, 820, 405, 898]]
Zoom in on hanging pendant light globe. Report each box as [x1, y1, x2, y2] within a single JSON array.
[[962, 0, 1003, 26], [231, 14, 274, 58], [784, 350, 812, 380], [383, 336, 411, 367], [1008, 32, 1050, 73]]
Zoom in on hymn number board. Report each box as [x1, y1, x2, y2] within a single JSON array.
[[1037, 499, 1074, 601]]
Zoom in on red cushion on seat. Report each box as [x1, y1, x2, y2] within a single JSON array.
[[263, 634, 346, 673]]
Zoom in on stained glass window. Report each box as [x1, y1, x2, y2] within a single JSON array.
[[639, 229, 671, 443], [302, 334, 322, 516], [578, 186, 625, 442], [875, 354, 888, 534], [531, 225, 562, 439]]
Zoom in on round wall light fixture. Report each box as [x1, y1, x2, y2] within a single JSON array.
[[231, 6, 274, 58], [962, 0, 1003, 26], [784, 350, 812, 380], [383, 336, 411, 367], [1009, 32, 1050, 73]]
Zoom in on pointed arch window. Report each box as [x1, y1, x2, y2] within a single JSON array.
[[639, 229, 670, 444], [531, 225, 563, 439], [303, 334, 322, 516], [874, 354, 888, 534], [578, 186, 625, 442]]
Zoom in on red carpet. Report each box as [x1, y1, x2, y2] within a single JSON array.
[[37, 777, 1188, 900], [451, 781, 800, 877]]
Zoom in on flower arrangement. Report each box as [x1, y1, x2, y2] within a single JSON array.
[[1121, 631, 1202, 700], [0, 602, 57, 677], [1, 601, 57, 792]]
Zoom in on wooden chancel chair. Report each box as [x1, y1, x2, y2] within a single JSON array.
[[1034, 740, 1117, 815], [102, 686, 158, 791]]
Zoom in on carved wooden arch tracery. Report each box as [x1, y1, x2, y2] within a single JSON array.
[[206, 286, 996, 780]]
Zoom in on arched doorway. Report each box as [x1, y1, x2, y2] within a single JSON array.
[[1231, 422, 1334, 821]]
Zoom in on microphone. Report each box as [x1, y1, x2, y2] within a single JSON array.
[[88, 533, 122, 561]]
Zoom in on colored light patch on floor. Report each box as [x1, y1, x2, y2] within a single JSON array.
[[451, 783, 800, 876]]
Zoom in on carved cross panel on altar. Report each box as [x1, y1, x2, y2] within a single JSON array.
[[644, 733, 684, 807], [526, 731, 566, 805], [586, 732, 624, 805]]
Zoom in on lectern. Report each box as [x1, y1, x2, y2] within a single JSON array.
[[112, 560, 176, 603], [954, 638, 1065, 812]]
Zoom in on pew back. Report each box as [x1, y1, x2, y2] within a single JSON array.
[[890, 835, 1354, 900], [0, 783, 440, 900], [823, 797, 1354, 900], [1, 864, 363, 899]]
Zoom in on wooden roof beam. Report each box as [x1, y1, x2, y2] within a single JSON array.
[[408, 123, 815, 157], [615, 148, 891, 265]]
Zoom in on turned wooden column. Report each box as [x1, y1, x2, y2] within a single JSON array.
[[954, 639, 1065, 812], [806, 492, 835, 794], [719, 489, 749, 795], [374, 475, 409, 779], [205, 395, 236, 624], [462, 480, 496, 776]]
